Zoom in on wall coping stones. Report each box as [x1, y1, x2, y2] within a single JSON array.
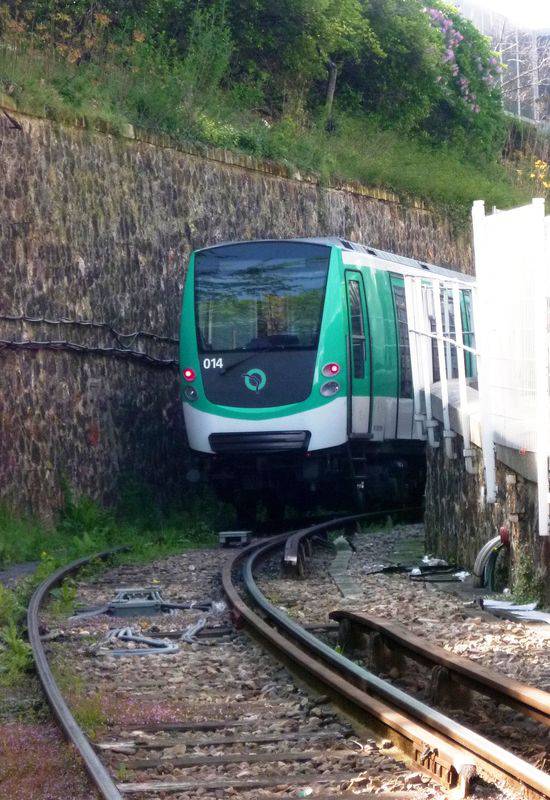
[[0, 98, 434, 212]]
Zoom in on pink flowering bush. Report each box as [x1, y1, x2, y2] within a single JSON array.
[[422, 2, 504, 152], [341, 0, 505, 157], [425, 5, 501, 114]]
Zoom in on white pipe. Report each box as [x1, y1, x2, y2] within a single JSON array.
[[452, 283, 476, 475], [471, 200, 497, 503]]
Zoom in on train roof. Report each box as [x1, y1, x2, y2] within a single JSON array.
[[295, 237, 474, 282], [195, 237, 474, 284]]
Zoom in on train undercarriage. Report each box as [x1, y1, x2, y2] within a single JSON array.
[[191, 440, 426, 522]]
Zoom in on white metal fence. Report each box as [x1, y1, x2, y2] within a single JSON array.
[[472, 198, 550, 537], [402, 198, 550, 537]]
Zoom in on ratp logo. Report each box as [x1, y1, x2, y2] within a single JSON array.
[[243, 368, 267, 392]]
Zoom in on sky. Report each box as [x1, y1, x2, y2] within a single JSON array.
[[468, 0, 550, 29]]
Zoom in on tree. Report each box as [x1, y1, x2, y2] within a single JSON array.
[[342, 0, 446, 129], [224, 0, 379, 115], [312, 0, 381, 124], [339, 0, 504, 154]]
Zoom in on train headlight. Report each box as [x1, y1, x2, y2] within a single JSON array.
[[322, 362, 340, 377], [184, 386, 198, 402], [320, 380, 340, 397], [182, 367, 196, 382]]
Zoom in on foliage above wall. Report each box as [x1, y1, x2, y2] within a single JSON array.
[[0, 0, 545, 217], [1, 0, 504, 150]]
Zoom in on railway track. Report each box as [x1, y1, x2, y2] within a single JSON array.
[[27, 517, 550, 800]]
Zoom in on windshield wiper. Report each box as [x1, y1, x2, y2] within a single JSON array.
[[219, 354, 257, 375], [219, 345, 304, 374]]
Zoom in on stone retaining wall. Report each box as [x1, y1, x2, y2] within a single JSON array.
[[425, 437, 550, 603], [0, 107, 472, 519]]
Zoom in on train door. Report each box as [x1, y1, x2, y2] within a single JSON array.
[[345, 271, 372, 436]]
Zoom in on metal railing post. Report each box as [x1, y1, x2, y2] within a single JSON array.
[[443, 286, 453, 379], [533, 198, 550, 536], [416, 280, 439, 448], [471, 200, 497, 503]]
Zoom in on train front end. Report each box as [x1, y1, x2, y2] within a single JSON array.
[[179, 240, 348, 504]]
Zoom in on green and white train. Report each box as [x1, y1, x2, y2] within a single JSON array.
[[179, 238, 475, 509]]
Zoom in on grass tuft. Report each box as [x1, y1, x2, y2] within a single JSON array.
[[513, 546, 544, 605]]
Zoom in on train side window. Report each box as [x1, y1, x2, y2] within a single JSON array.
[[391, 279, 413, 398], [461, 289, 476, 378], [348, 279, 366, 379], [442, 288, 458, 379], [422, 284, 440, 383]]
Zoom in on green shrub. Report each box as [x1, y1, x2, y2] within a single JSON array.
[[0, 621, 33, 685], [49, 579, 78, 617], [0, 585, 25, 628], [513, 546, 544, 605], [0, 480, 232, 572]]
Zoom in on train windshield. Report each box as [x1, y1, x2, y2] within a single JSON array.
[[194, 241, 330, 352]]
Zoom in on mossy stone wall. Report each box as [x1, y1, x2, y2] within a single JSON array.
[[0, 109, 472, 518]]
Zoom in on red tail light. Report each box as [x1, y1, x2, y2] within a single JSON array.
[[182, 367, 196, 382], [322, 362, 340, 377]]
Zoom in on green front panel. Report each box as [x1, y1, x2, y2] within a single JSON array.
[[179, 247, 348, 420], [361, 267, 399, 399]]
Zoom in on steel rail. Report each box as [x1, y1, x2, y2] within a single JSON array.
[[27, 549, 126, 800], [222, 531, 476, 796], [223, 525, 550, 799], [283, 507, 422, 573], [330, 609, 550, 727]]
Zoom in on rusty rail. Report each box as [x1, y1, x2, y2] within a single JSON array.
[[27, 549, 127, 800], [283, 507, 422, 576], [330, 609, 550, 728], [222, 536, 475, 796], [223, 528, 550, 799]]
